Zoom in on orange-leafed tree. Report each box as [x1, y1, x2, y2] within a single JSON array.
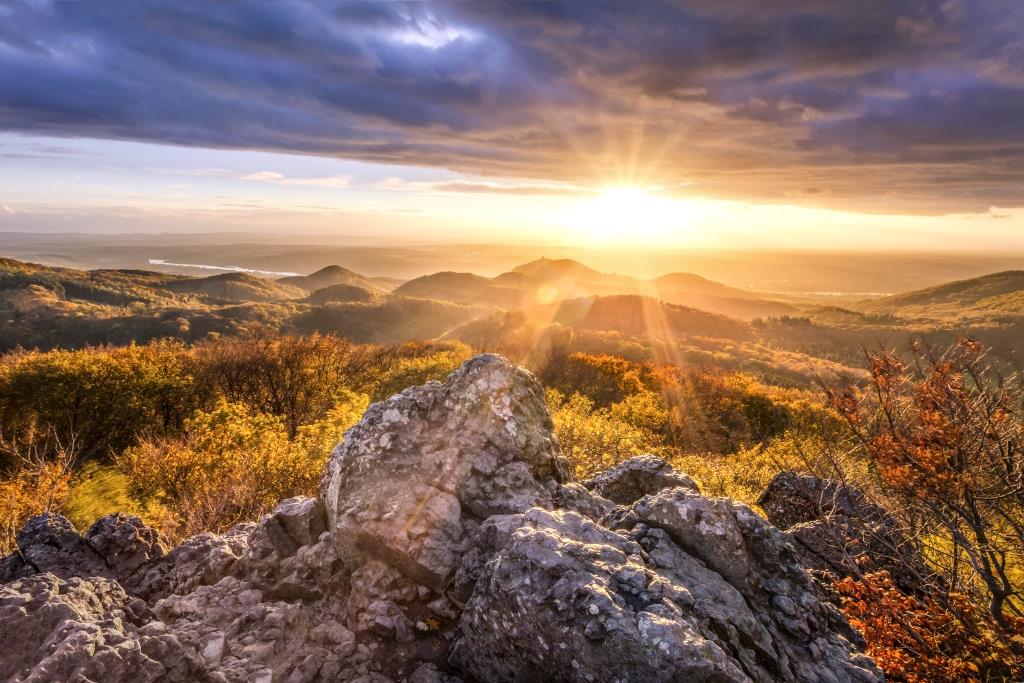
[[829, 340, 1024, 628]]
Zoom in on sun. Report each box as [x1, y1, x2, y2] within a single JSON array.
[[561, 185, 701, 246]]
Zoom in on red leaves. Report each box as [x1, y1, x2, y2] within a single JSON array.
[[836, 572, 1024, 683], [870, 352, 905, 391]]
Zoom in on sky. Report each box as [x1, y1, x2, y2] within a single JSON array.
[[1, 0, 1023, 249]]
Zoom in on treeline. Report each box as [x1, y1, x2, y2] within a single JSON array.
[[0, 335, 472, 465], [0, 336, 816, 546]]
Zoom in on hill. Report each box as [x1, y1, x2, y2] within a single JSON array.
[[0, 258, 186, 306], [551, 295, 751, 340], [511, 256, 625, 285], [392, 271, 533, 308], [161, 272, 306, 303], [278, 265, 391, 294], [860, 270, 1024, 319], [443, 294, 863, 384], [5, 255, 1022, 382], [0, 258, 476, 350], [303, 283, 381, 305], [291, 297, 493, 344]]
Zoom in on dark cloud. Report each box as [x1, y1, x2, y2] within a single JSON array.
[[0, 0, 1022, 211]]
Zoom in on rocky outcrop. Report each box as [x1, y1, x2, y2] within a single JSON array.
[[758, 471, 933, 594], [454, 497, 879, 683], [6, 513, 113, 582], [757, 472, 876, 531], [0, 573, 212, 682], [0, 355, 882, 682]]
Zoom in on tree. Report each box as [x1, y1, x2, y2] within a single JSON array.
[[194, 334, 357, 438], [836, 571, 1024, 682], [830, 341, 1024, 627], [0, 427, 77, 553], [546, 388, 666, 478], [0, 342, 196, 462], [541, 351, 654, 406]]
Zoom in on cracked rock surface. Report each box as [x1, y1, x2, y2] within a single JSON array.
[[0, 355, 882, 682]]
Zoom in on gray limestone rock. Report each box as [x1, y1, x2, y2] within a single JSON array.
[[320, 354, 566, 589], [582, 454, 699, 504]]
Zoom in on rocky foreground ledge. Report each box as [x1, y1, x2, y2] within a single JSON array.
[[0, 355, 882, 682]]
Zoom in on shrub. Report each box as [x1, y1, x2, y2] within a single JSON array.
[[671, 433, 815, 506], [64, 462, 156, 532], [120, 392, 366, 540], [194, 334, 358, 438], [831, 341, 1024, 626], [547, 388, 667, 478], [836, 571, 1024, 683], [0, 341, 196, 462], [0, 434, 75, 553], [367, 344, 472, 402], [541, 351, 654, 406]]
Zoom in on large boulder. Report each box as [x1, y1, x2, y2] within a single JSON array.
[[758, 471, 933, 593], [86, 513, 169, 584], [9, 513, 112, 581], [320, 354, 566, 590], [756, 472, 874, 531], [1, 512, 171, 590]]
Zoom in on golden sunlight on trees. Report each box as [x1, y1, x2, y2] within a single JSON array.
[[0, 335, 471, 544], [366, 342, 472, 402], [546, 388, 667, 478], [0, 341, 197, 462], [2, 333, 1022, 676], [0, 429, 77, 554], [120, 394, 366, 541], [195, 334, 359, 438]]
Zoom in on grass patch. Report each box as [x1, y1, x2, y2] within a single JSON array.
[[65, 462, 162, 531]]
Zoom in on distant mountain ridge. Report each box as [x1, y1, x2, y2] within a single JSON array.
[[9, 254, 1024, 383], [395, 257, 795, 320], [162, 272, 306, 303]]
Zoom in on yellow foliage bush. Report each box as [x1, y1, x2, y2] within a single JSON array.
[[119, 392, 367, 540], [64, 462, 158, 532], [0, 341, 197, 461], [547, 388, 668, 478], [671, 433, 817, 507], [367, 344, 472, 402], [0, 460, 71, 554]]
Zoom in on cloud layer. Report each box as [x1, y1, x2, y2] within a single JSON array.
[[1, 0, 1023, 212]]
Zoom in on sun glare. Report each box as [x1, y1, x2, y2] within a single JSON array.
[[562, 186, 700, 246]]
